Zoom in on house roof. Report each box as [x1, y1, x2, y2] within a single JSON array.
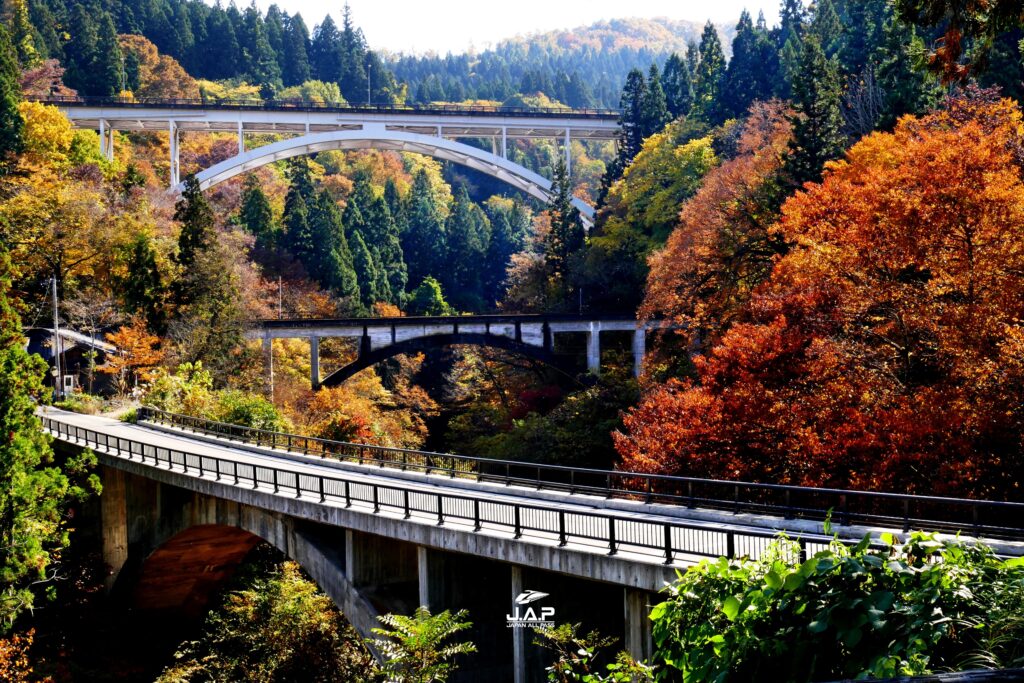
[[24, 328, 119, 357]]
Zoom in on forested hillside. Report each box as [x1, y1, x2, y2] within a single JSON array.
[[389, 17, 733, 109]]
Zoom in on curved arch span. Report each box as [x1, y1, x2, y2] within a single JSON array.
[[321, 332, 573, 387], [177, 128, 595, 226]]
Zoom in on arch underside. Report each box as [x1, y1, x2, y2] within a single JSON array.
[[320, 332, 573, 387], [180, 129, 596, 225], [134, 524, 262, 618]]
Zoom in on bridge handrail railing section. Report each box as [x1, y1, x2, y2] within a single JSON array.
[[134, 407, 1024, 541], [43, 413, 860, 566], [36, 95, 621, 119]]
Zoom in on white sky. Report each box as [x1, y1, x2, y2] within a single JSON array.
[[254, 1, 783, 55]]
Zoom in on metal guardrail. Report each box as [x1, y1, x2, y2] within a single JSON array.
[[35, 96, 622, 120], [42, 413, 844, 566], [135, 407, 1024, 542], [252, 313, 638, 328]]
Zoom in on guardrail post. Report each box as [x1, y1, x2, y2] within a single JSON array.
[[319, 476, 325, 502], [404, 490, 410, 519], [798, 537, 807, 563], [514, 506, 522, 539], [372, 485, 379, 513], [839, 494, 848, 527], [436, 494, 444, 525], [272, 469, 278, 493], [606, 474, 613, 499], [785, 489, 793, 519], [295, 474, 302, 498], [902, 499, 910, 532], [558, 511, 567, 547], [663, 525, 673, 565], [344, 480, 351, 508], [608, 518, 617, 555], [473, 499, 481, 531], [215, 459, 220, 481], [727, 531, 735, 559]]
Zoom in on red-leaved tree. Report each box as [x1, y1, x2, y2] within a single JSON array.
[[617, 91, 1024, 499]]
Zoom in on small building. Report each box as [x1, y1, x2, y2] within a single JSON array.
[[23, 328, 119, 396]]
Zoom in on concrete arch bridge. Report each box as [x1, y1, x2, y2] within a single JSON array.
[[45, 97, 619, 227], [42, 407, 1024, 682], [247, 313, 659, 388]]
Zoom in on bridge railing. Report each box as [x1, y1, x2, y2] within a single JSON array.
[[35, 95, 621, 119], [134, 407, 1024, 541], [43, 412, 863, 566]]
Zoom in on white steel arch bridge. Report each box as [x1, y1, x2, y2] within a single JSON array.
[[44, 97, 619, 226]]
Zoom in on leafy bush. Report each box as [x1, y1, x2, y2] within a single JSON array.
[[142, 362, 288, 431], [213, 391, 286, 432], [650, 532, 1024, 682], [534, 623, 653, 683], [370, 606, 475, 682], [53, 392, 105, 415], [157, 552, 374, 683]]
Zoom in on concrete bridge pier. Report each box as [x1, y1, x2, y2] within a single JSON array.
[[632, 328, 646, 378], [586, 326, 601, 375], [310, 336, 320, 389], [100, 467, 128, 592]]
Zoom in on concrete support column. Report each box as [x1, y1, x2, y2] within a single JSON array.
[[564, 128, 572, 177], [511, 565, 526, 683], [491, 137, 498, 156], [169, 120, 179, 187], [99, 119, 114, 161], [417, 545, 430, 609], [344, 529, 355, 581], [310, 336, 320, 389], [237, 121, 245, 154], [632, 327, 646, 378], [624, 588, 653, 663], [502, 127, 508, 158], [100, 466, 128, 592], [262, 336, 274, 397], [586, 326, 601, 375]]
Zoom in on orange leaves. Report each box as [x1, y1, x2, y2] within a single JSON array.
[[619, 93, 1024, 498], [100, 316, 164, 394], [642, 101, 793, 353]]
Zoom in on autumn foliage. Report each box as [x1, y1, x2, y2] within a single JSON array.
[[643, 101, 792, 353], [617, 92, 1024, 499], [100, 316, 164, 394]]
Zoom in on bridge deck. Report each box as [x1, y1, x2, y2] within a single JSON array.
[[42, 409, 1024, 589], [43, 97, 620, 140]]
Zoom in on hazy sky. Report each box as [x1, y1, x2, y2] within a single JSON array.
[[256, 1, 783, 55]]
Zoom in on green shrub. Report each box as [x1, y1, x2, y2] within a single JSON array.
[[213, 390, 287, 432], [650, 533, 1024, 682], [53, 393, 104, 415]]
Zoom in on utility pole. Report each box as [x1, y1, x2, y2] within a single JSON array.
[[278, 276, 283, 319], [51, 276, 63, 400]]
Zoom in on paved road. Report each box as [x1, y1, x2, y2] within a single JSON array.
[[44, 408, 1022, 572]]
